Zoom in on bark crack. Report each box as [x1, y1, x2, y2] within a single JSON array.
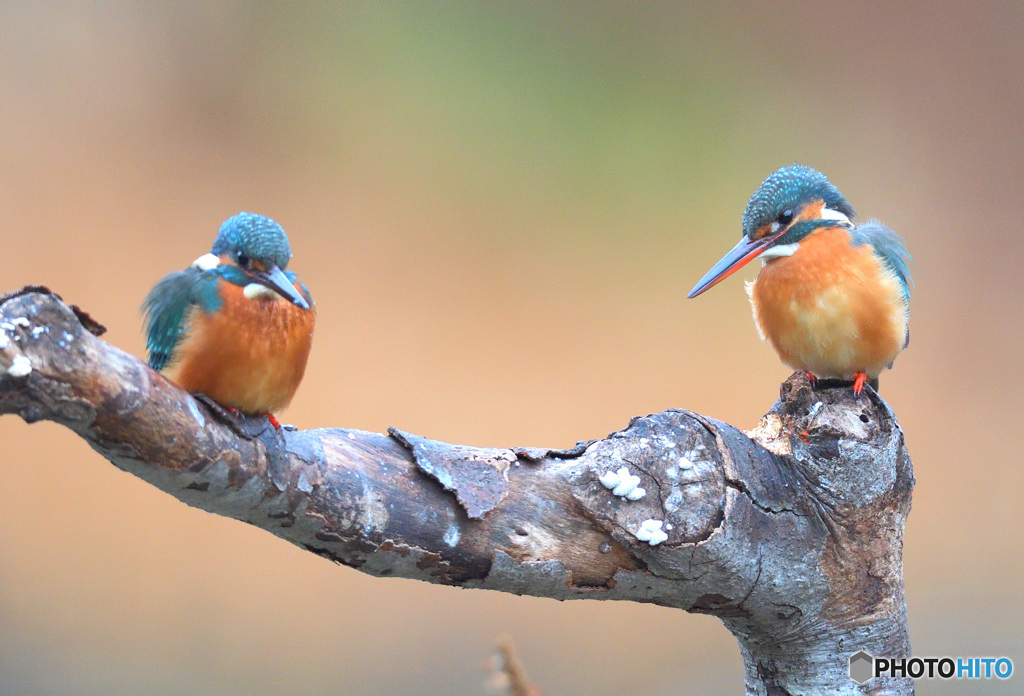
[[723, 475, 800, 517]]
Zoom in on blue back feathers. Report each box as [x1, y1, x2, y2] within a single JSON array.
[[143, 269, 221, 371], [851, 221, 913, 301]]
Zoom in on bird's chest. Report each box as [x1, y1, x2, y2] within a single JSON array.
[[748, 228, 904, 377], [168, 280, 315, 413], [208, 290, 312, 361]]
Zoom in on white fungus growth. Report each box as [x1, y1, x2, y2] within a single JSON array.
[[11, 317, 29, 328], [612, 476, 639, 497], [31, 326, 46, 339], [0, 333, 8, 350], [7, 354, 32, 378], [0, 322, 13, 332], [635, 519, 669, 546], [678, 456, 694, 470], [624, 486, 647, 501], [599, 466, 646, 500]]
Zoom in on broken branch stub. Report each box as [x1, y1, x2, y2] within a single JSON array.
[[0, 288, 914, 695]]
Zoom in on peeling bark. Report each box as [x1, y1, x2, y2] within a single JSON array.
[[0, 288, 914, 695]]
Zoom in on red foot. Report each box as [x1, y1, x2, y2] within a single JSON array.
[[852, 372, 869, 397], [267, 413, 282, 430], [805, 371, 819, 388]]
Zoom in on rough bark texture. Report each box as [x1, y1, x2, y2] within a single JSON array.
[[0, 287, 914, 695]]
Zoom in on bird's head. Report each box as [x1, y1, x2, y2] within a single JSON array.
[[688, 165, 855, 298], [195, 212, 309, 309]]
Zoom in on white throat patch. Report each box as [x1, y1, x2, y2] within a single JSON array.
[[243, 283, 280, 300], [759, 242, 800, 261]]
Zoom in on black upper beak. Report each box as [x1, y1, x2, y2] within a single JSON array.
[[252, 265, 310, 309]]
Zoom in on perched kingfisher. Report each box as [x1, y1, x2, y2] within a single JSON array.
[[688, 165, 911, 395], [143, 213, 315, 425]]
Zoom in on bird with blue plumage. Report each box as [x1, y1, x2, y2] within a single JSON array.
[[688, 165, 911, 395], [143, 213, 315, 423]]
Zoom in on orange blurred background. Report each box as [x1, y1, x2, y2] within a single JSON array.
[[0, 4, 1021, 695]]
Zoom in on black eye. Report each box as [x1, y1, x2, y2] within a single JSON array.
[[236, 253, 250, 269], [777, 209, 794, 226]]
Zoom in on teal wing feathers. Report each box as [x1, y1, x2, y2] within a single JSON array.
[[142, 268, 222, 371], [851, 220, 912, 349], [851, 221, 913, 299]]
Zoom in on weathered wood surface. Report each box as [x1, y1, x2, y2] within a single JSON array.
[[0, 287, 914, 695]]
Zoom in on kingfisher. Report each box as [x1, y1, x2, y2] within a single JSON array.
[[143, 212, 315, 427], [688, 165, 911, 395]]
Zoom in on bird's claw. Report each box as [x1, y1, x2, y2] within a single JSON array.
[[190, 395, 286, 439], [190, 394, 253, 438], [852, 372, 869, 397]]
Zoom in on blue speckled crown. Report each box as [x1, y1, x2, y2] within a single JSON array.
[[742, 165, 854, 238], [212, 212, 292, 268]]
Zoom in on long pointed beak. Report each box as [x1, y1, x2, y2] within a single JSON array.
[[253, 265, 310, 309], [687, 234, 779, 299]]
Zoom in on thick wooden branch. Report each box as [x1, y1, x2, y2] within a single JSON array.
[[0, 287, 914, 695]]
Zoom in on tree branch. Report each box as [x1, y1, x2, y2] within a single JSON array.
[[0, 287, 914, 695], [485, 637, 542, 696]]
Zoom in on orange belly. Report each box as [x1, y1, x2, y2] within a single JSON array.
[[748, 227, 907, 380], [164, 279, 315, 414]]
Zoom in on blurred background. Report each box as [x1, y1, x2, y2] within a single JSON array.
[[0, 3, 1021, 694]]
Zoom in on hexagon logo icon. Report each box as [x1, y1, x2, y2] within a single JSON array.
[[849, 650, 874, 684]]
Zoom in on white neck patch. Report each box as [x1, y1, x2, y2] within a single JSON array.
[[759, 242, 800, 261], [819, 207, 852, 226], [191, 253, 220, 271]]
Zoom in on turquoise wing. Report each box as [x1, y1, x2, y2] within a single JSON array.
[[142, 268, 222, 371], [851, 220, 912, 349], [851, 221, 912, 300]]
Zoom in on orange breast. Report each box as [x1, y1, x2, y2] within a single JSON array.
[[749, 227, 908, 380], [164, 279, 316, 414]]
